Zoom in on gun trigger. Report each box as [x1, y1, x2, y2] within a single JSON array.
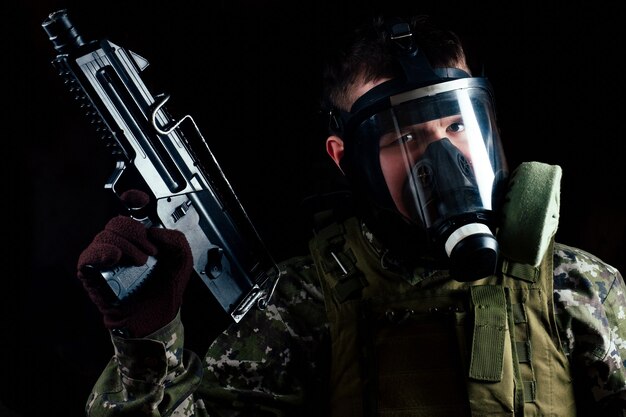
[[104, 160, 127, 196]]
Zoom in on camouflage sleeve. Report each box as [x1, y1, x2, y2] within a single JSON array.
[[198, 255, 331, 417], [553, 243, 626, 416], [86, 311, 206, 417]]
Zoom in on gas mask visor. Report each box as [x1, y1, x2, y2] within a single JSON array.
[[345, 78, 509, 280]]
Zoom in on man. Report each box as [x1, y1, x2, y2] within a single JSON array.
[[76, 14, 626, 416]]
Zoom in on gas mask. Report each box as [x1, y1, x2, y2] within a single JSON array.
[[329, 20, 509, 281]]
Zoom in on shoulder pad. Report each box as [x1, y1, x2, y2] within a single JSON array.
[[498, 161, 561, 266]]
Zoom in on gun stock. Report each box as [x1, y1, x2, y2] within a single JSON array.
[[42, 9, 280, 323]]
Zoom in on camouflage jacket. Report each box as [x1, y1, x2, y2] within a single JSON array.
[[85, 242, 626, 417]]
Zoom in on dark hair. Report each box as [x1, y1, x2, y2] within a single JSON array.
[[322, 15, 467, 111]]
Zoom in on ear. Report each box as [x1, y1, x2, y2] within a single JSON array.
[[326, 135, 344, 170]]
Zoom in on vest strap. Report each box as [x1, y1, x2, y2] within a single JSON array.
[[511, 303, 527, 324], [334, 269, 367, 302], [515, 341, 531, 363], [469, 285, 507, 381], [523, 380, 537, 402], [501, 259, 540, 283]]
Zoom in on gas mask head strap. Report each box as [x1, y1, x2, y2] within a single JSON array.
[[385, 18, 440, 85], [385, 18, 471, 84], [327, 18, 471, 137]]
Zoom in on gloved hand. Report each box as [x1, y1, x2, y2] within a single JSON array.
[[77, 190, 193, 338]]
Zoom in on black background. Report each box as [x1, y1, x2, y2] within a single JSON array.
[[5, 1, 625, 416]]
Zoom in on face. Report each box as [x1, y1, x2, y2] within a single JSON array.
[[326, 72, 498, 225], [326, 78, 472, 220], [378, 114, 470, 219]]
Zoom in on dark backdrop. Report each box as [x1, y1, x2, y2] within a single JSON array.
[[5, 1, 625, 416]]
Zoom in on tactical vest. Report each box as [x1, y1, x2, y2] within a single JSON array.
[[308, 162, 576, 417]]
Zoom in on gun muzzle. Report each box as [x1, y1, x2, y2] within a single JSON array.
[[42, 9, 85, 54]]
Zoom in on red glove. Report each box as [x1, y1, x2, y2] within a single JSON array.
[[77, 191, 193, 338]]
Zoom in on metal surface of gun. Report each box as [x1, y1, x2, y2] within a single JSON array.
[[42, 9, 280, 323]]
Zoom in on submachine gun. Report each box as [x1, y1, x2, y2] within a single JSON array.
[[41, 9, 280, 323]]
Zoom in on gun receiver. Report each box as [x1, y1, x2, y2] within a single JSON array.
[[42, 9, 280, 323]]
